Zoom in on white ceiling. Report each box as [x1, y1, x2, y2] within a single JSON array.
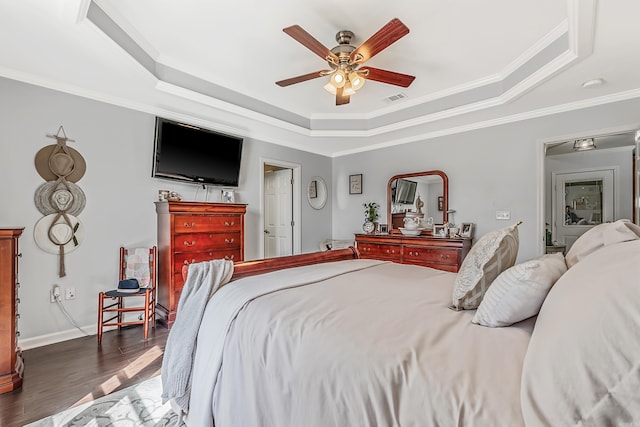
[[1, 0, 639, 156]]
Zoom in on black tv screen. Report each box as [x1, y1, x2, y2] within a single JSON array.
[[152, 117, 243, 187], [392, 178, 417, 204]]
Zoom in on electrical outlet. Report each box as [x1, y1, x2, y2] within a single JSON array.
[[496, 210, 511, 220], [65, 287, 76, 300], [50, 285, 61, 303]]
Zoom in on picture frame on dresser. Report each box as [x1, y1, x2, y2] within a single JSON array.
[[433, 224, 446, 237], [460, 222, 474, 238]]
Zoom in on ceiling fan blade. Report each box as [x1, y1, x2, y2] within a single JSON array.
[[336, 86, 350, 105], [283, 25, 339, 63], [350, 18, 409, 63], [276, 70, 326, 87], [360, 66, 415, 87]]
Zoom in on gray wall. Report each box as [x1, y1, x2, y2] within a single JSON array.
[[331, 98, 640, 263], [0, 77, 332, 347]]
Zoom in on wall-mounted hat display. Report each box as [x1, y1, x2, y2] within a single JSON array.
[[33, 126, 86, 277]]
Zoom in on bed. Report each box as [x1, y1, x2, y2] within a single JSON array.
[[163, 221, 640, 427]]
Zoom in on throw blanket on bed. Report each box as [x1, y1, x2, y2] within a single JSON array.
[[183, 259, 386, 424], [161, 259, 234, 412]]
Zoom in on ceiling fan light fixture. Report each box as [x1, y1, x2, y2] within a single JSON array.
[[323, 82, 337, 95], [349, 71, 365, 90], [573, 138, 596, 151], [330, 69, 346, 88]]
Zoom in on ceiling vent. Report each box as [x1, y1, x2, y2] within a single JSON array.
[[384, 92, 408, 103]]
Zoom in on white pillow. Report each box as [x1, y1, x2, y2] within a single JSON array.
[[451, 223, 520, 310], [472, 253, 567, 327], [521, 239, 640, 426], [565, 219, 640, 268]]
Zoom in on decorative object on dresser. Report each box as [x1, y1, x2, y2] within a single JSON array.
[[460, 222, 474, 238], [355, 233, 471, 272], [362, 202, 380, 234], [155, 201, 246, 328], [0, 227, 24, 394]]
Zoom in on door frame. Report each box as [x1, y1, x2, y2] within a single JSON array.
[[260, 157, 301, 258]]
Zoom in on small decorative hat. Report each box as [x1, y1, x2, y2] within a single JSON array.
[[33, 213, 84, 255], [117, 278, 140, 293], [34, 144, 86, 183]]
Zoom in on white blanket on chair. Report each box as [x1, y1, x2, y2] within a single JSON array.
[[160, 259, 234, 414]]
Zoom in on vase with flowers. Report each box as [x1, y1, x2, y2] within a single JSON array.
[[362, 202, 380, 233]]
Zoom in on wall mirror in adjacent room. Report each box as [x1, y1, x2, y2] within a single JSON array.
[[307, 176, 327, 210], [387, 170, 449, 233]]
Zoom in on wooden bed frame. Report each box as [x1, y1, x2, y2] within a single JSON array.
[[182, 247, 361, 282]]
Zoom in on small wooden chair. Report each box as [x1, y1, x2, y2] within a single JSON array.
[[97, 246, 157, 344]]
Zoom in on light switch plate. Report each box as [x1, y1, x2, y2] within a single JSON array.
[[496, 210, 511, 220]]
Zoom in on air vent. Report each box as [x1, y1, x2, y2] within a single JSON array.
[[383, 93, 408, 103]]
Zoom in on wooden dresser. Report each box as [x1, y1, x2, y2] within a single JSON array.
[[0, 227, 23, 394], [355, 233, 471, 272], [156, 201, 247, 328]]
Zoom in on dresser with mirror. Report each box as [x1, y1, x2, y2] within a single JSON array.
[[355, 170, 471, 272]]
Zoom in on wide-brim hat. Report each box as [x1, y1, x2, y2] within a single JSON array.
[[34, 144, 86, 183], [33, 213, 85, 254], [34, 181, 86, 216]]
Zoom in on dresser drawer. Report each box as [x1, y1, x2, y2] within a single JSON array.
[[357, 242, 401, 260], [173, 232, 241, 252], [174, 214, 242, 233], [402, 245, 459, 266], [173, 249, 241, 271]]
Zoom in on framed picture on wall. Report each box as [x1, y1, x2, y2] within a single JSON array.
[[437, 196, 444, 211], [349, 174, 363, 194]]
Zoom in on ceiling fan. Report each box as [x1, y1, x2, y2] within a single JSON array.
[[276, 18, 415, 106]]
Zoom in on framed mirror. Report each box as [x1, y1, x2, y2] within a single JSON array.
[[307, 176, 327, 210], [387, 170, 449, 233]]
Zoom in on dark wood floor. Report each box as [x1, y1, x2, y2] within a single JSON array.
[[0, 325, 169, 427]]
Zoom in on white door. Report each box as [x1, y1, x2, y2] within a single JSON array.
[[553, 169, 614, 249], [264, 169, 293, 258]]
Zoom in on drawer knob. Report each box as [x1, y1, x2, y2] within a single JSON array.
[[440, 254, 450, 259], [224, 255, 235, 260], [184, 222, 196, 228], [183, 241, 196, 247], [184, 259, 196, 265], [18, 253, 22, 258], [225, 238, 235, 244], [225, 221, 235, 227]]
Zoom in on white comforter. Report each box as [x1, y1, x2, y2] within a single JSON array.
[[185, 260, 535, 427]]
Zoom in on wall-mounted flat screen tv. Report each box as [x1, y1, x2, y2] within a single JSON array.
[[152, 117, 243, 187], [392, 178, 417, 204]]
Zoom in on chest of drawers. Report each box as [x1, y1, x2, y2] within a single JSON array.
[[0, 227, 23, 394], [355, 233, 471, 272], [156, 201, 246, 328]]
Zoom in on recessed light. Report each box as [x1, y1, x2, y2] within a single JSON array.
[[582, 78, 604, 88]]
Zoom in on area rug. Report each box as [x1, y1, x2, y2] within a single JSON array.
[[25, 376, 185, 426]]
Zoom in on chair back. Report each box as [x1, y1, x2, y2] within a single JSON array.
[[119, 247, 157, 289]]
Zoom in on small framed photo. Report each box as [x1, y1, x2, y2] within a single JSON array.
[[433, 224, 446, 237], [460, 222, 474, 238], [308, 180, 318, 199], [379, 223, 388, 234], [221, 189, 235, 203], [437, 196, 444, 211], [349, 174, 363, 194]]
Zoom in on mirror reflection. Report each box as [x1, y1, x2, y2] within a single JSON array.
[[307, 176, 327, 210], [387, 170, 448, 233]]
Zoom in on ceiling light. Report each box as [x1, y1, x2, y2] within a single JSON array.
[[581, 78, 604, 88], [330, 70, 346, 88], [349, 71, 365, 90], [573, 138, 596, 151]]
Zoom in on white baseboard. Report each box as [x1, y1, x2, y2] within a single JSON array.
[[18, 324, 99, 350]]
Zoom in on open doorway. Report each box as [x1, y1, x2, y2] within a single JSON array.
[[543, 130, 638, 252], [261, 159, 301, 258]]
